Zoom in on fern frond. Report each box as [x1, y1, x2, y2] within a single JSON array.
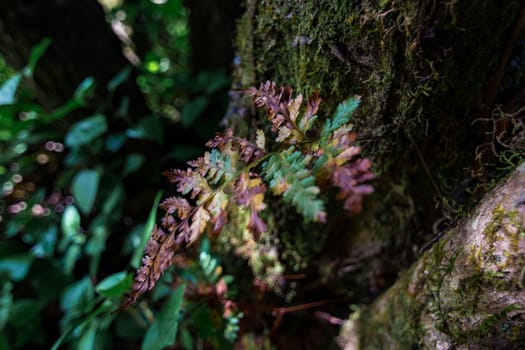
[[126, 225, 176, 305], [321, 96, 360, 138], [246, 81, 291, 125], [298, 91, 321, 133], [331, 158, 374, 216], [206, 128, 265, 164], [159, 196, 191, 218], [247, 81, 306, 144], [234, 172, 268, 239], [188, 207, 211, 244], [263, 148, 326, 222], [162, 168, 210, 199], [206, 190, 229, 235], [125, 82, 374, 307]]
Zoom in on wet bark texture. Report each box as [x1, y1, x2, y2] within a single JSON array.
[[339, 164, 525, 349]]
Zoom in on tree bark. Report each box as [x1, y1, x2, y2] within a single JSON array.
[[184, 0, 241, 73], [338, 163, 525, 349], [0, 0, 147, 115], [231, 0, 525, 346]]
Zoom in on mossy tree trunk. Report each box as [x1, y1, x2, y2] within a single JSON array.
[[339, 164, 525, 349], [232, 0, 525, 347]]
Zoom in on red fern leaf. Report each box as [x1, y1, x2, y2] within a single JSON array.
[[126, 226, 176, 305], [247, 81, 293, 132], [159, 196, 192, 219], [206, 128, 265, 164], [331, 157, 374, 216]]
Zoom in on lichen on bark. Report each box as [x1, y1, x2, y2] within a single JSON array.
[[339, 163, 525, 349]]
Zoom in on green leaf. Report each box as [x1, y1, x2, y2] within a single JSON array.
[[105, 133, 127, 152], [0, 254, 34, 281], [122, 153, 146, 176], [180, 327, 193, 350], [77, 323, 97, 350], [71, 170, 100, 215], [203, 70, 230, 95], [0, 73, 22, 105], [131, 191, 162, 268], [85, 221, 107, 277], [31, 225, 58, 258], [263, 149, 326, 222], [63, 244, 82, 275], [43, 99, 83, 123], [74, 77, 96, 102], [60, 277, 94, 312], [52, 299, 111, 350], [141, 285, 185, 350], [181, 96, 208, 127], [95, 272, 133, 298], [25, 38, 51, 76], [107, 66, 132, 91], [101, 182, 124, 215], [60, 205, 81, 251], [126, 116, 163, 143], [0, 281, 13, 330], [322, 96, 360, 138], [65, 114, 108, 147]]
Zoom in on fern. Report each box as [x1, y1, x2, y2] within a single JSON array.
[[263, 148, 326, 222], [321, 96, 361, 138], [125, 81, 374, 306]]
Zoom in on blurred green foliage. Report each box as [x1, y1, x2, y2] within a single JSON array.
[[0, 0, 240, 348]]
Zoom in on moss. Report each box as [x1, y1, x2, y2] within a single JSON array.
[[427, 202, 524, 345], [451, 304, 524, 345], [505, 209, 525, 254], [233, 0, 257, 88], [355, 269, 427, 349], [484, 204, 505, 246], [232, 1, 524, 288], [231, 3, 524, 344]]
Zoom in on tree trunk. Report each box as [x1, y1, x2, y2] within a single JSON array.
[[232, 0, 525, 346], [338, 163, 525, 349], [0, 0, 147, 115], [184, 0, 241, 73]]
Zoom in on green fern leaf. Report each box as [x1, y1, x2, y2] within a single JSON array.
[[263, 148, 326, 222], [321, 96, 360, 138]]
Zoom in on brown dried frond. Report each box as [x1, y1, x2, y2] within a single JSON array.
[[247, 81, 293, 132], [162, 168, 210, 199], [126, 226, 177, 305], [206, 128, 265, 163], [159, 196, 191, 219]]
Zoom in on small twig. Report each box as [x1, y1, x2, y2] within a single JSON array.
[[419, 217, 449, 254], [272, 299, 343, 316], [282, 273, 307, 280], [270, 298, 346, 334], [314, 311, 345, 326]]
